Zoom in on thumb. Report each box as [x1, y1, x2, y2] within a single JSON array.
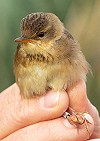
[[0, 84, 69, 139]]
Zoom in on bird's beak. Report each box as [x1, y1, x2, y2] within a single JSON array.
[[15, 36, 32, 43]]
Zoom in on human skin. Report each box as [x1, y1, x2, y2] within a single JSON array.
[[0, 80, 100, 141]]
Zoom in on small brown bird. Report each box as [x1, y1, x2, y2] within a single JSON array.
[[14, 12, 89, 98]]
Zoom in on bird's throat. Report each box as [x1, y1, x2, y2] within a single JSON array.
[[16, 43, 54, 67]]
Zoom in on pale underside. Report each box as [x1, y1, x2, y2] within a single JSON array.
[[14, 52, 87, 98]]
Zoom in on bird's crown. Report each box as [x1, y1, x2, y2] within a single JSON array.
[[20, 12, 64, 40]]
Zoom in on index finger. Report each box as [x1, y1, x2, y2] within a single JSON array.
[[67, 80, 100, 139], [67, 80, 90, 112]]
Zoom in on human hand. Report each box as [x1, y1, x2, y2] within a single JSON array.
[[0, 80, 100, 141]]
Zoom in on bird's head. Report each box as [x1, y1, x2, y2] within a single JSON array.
[[15, 12, 64, 45]]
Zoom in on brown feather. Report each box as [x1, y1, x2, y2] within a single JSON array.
[[14, 12, 90, 98]]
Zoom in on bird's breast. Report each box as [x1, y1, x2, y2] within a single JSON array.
[[15, 42, 54, 67]]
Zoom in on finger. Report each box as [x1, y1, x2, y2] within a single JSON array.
[[2, 114, 94, 141], [0, 83, 69, 139], [67, 80, 89, 112], [88, 102, 100, 139], [67, 80, 100, 139]]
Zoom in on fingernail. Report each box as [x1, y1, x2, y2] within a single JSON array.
[[83, 113, 93, 124], [39, 91, 60, 108]]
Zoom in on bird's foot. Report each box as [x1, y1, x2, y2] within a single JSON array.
[[63, 108, 92, 138]]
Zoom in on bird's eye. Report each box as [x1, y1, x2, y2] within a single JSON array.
[[37, 32, 45, 38]]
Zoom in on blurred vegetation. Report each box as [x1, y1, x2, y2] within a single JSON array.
[[0, 0, 100, 113]]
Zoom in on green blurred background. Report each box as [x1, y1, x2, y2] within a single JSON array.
[[0, 0, 100, 113]]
